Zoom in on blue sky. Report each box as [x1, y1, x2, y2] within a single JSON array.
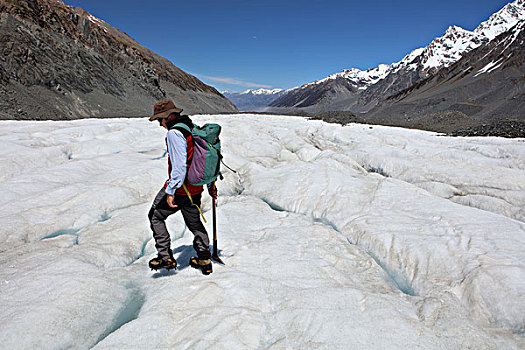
[[64, 0, 511, 92]]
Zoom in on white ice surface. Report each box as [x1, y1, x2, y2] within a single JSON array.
[[0, 115, 524, 349]]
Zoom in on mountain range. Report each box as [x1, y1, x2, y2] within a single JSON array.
[[0, 0, 237, 120], [266, 0, 525, 129], [366, 20, 525, 130], [222, 88, 285, 112], [3, 0, 523, 129]]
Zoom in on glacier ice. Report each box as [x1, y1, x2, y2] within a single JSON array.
[[0, 115, 524, 349]]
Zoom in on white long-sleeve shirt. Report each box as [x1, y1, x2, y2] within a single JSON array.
[[165, 129, 187, 195]]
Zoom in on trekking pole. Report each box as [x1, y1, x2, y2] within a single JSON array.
[[211, 182, 225, 264]]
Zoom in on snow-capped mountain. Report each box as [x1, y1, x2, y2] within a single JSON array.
[[367, 19, 525, 125], [270, 0, 525, 113], [475, 0, 525, 39], [394, 26, 486, 73], [223, 88, 285, 111], [292, 64, 391, 91], [395, 0, 525, 74]]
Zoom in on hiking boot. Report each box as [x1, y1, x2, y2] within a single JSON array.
[[189, 257, 213, 275], [149, 256, 177, 270]]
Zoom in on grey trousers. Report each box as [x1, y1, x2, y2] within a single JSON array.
[[148, 187, 211, 260]]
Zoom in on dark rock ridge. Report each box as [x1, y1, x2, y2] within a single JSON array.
[[0, 0, 237, 120], [270, 77, 362, 112]]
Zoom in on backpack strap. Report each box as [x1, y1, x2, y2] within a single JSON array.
[[172, 122, 192, 136], [170, 122, 194, 167]]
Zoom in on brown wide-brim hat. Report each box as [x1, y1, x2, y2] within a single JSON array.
[[149, 99, 183, 121]]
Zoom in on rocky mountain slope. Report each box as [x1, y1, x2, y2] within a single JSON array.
[[269, 0, 525, 119], [222, 88, 284, 111], [0, 0, 237, 120]]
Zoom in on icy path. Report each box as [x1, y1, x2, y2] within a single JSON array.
[[0, 115, 524, 349]]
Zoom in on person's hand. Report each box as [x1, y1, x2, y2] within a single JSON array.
[[166, 194, 178, 208], [208, 184, 217, 200]]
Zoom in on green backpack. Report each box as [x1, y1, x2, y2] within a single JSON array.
[[173, 123, 222, 186]]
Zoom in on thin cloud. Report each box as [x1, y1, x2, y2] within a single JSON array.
[[200, 75, 272, 88]]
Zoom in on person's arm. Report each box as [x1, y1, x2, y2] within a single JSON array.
[[165, 129, 187, 207]]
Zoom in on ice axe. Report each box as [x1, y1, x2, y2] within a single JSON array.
[[211, 182, 224, 264]]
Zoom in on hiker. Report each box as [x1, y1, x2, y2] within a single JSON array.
[[147, 99, 217, 275]]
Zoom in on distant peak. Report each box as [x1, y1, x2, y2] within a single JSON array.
[[240, 88, 284, 95], [445, 25, 471, 35], [474, 0, 525, 39]]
